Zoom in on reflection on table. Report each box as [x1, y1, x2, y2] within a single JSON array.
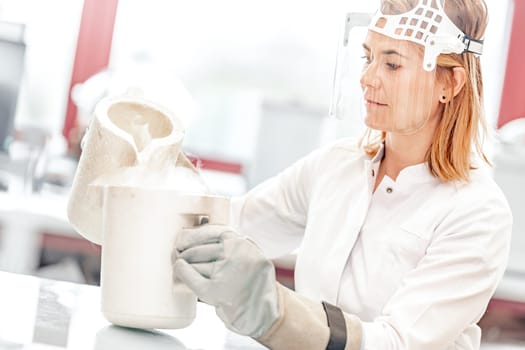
[[0, 271, 265, 349]]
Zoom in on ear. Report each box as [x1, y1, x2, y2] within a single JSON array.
[[451, 67, 467, 97]]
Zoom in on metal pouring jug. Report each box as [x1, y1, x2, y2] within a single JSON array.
[[67, 93, 228, 329], [99, 187, 229, 329]]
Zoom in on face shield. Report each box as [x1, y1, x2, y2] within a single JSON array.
[[329, 0, 483, 135]]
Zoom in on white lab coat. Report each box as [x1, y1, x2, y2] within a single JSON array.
[[231, 138, 512, 350]]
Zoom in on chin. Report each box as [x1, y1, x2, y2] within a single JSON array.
[[364, 117, 388, 132]]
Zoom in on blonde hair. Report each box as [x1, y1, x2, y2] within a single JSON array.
[[360, 0, 489, 182]]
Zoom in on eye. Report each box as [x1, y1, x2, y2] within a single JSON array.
[[387, 63, 400, 70], [361, 55, 371, 65]]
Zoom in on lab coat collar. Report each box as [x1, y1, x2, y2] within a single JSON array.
[[366, 141, 439, 187], [370, 142, 385, 165], [395, 163, 438, 186]]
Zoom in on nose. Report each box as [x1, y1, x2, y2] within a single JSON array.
[[360, 62, 380, 89]]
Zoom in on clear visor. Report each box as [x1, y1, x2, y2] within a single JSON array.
[[329, 0, 482, 135], [330, 13, 438, 134]]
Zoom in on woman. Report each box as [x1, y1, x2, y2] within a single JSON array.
[[172, 0, 512, 349]]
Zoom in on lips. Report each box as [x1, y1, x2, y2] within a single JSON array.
[[363, 90, 387, 106], [365, 98, 388, 107]]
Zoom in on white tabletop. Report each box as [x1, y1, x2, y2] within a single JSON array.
[[0, 271, 265, 349]]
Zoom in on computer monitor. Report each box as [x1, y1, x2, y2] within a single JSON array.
[[0, 21, 26, 151]]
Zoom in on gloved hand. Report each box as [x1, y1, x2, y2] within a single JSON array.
[[172, 224, 280, 338]]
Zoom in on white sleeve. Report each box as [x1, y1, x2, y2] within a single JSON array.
[[361, 188, 512, 349], [230, 146, 327, 259]]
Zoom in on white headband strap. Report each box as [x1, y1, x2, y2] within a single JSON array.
[[368, 0, 483, 71]]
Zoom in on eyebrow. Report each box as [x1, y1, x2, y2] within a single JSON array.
[[362, 43, 408, 58]]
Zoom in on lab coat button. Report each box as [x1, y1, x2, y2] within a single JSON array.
[[371, 169, 375, 177], [386, 187, 393, 194]]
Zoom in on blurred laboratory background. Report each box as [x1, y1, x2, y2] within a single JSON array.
[[0, 0, 523, 347]]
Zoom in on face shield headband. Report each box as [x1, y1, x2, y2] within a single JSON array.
[[328, 0, 485, 132], [369, 0, 484, 71]]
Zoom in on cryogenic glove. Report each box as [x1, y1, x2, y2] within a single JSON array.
[[173, 224, 364, 349], [172, 224, 280, 338]]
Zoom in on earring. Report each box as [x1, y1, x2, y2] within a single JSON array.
[[441, 95, 447, 103]]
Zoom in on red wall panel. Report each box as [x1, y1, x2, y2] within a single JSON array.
[[498, 0, 525, 128], [62, 0, 119, 144]]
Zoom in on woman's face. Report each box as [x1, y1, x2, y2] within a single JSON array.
[[360, 30, 444, 134]]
